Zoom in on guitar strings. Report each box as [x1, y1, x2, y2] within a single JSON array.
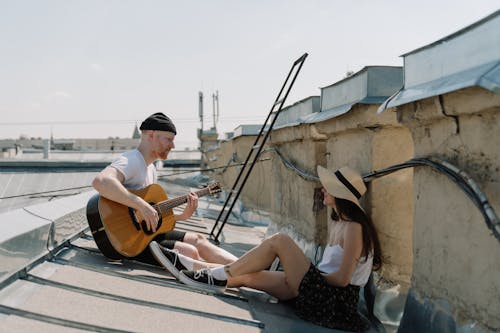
[[154, 187, 212, 212]]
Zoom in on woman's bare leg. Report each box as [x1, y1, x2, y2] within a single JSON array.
[[228, 271, 298, 300], [227, 233, 310, 293]]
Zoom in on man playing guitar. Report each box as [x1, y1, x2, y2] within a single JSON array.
[[91, 112, 237, 275]]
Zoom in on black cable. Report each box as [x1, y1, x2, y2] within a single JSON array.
[[363, 158, 499, 241], [0, 185, 93, 200], [218, 148, 499, 242]]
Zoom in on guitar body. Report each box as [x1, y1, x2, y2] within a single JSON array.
[[86, 183, 175, 259]]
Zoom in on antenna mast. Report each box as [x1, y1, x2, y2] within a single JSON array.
[[212, 90, 219, 130], [198, 91, 204, 130]]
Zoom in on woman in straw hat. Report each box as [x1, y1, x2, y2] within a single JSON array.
[[179, 165, 382, 332]]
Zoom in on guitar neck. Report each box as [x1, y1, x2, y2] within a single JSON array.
[[155, 187, 212, 213]]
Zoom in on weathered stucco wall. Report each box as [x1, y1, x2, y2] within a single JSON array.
[[204, 142, 228, 186], [268, 125, 327, 245], [314, 104, 414, 288], [396, 87, 500, 329], [205, 136, 273, 213], [231, 135, 273, 212]]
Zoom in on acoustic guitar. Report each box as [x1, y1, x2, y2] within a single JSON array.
[[86, 182, 221, 259]]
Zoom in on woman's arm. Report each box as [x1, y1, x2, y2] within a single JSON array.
[[323, 222, 363, 287]]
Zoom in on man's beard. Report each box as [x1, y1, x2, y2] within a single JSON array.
[[160, 150, 170, 159]]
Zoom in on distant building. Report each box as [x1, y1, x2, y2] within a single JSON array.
[[132, 124, 141, 139], [0, 138, 140, 153], [75, 138, 139, 151], [53, 139, 75, 150], [198, 127, 219, 168], [0, 141, 21, 158]]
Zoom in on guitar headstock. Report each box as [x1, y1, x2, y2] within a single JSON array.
[[207, 182, 221, 195]]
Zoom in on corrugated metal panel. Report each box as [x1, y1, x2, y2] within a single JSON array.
[[379, 10, 500, 112]]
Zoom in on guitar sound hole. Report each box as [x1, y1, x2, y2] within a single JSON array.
[[128, 207, 141, 231], [141, 215, 162, 235], [140, 202, 163, 235]]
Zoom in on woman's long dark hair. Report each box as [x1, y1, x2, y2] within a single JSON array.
[[331, 198, 382, 271]]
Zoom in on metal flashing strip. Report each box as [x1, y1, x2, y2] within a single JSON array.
[[271, 120, 302, 130], [68, 242, 101, 254], [0, 228, 88, 290], [378, 60, 500, 113], [24, 274, 264, 329], [303, 103, 353, 123], [53, 253, 248, 302], [272, 97, 389, 128], [0, 304, 132, 333]]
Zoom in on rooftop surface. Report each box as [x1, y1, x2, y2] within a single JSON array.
[[0, 179, 395, 332]]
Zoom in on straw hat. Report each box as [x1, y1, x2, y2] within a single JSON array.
[[317, 165, 366, 209]]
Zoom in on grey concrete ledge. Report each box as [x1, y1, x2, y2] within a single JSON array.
[[0, 190, 95, 285]]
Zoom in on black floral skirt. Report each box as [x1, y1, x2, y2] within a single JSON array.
[[292, 264, 369, 332]]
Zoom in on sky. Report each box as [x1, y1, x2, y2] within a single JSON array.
[[1, 1, 499, 149]]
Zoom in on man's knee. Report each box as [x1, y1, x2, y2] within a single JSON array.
[[174, 242, 200, 259], [184, 232, 209, 247]]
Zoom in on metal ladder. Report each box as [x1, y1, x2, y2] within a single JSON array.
[[209, 53, 308, 243]]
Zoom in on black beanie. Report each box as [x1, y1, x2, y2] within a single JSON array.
[[139, 113, 177, 134]]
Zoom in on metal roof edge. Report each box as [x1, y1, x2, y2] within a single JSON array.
[[304, 104, 353, 124], [379, 60, 500, 112], [358, 96, 391, 105], [320, 65, 401, 90], [280, 95, 320, 111], [272, 121, 303, 131]]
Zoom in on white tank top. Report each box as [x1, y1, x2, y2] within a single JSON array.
[[317, 244, 372, 286]]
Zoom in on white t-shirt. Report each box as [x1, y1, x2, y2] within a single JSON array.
[[110, 149, 157, 190]]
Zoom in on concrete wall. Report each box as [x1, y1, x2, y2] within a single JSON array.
[[231, 135, 273, 212], [206, 104, 414, 276], [205, 136, 273, 213], [313, 104, 414, 287], [268, 125, 327, 251], [396, 87, 500, 330]]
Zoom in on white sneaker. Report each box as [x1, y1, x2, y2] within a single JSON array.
[[178, 268, 227, 293], [149, 241, 187, 279]]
